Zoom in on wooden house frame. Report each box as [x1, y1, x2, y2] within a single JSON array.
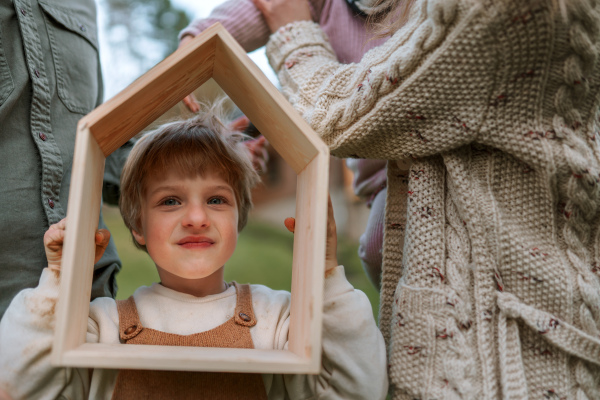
[[51, 23, 329, 374]]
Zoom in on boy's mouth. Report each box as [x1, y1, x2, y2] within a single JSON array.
[[177, 236, 215, 248]]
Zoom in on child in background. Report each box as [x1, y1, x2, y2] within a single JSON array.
[[0, 102, 387, 400], [179, 0, 397, 290]]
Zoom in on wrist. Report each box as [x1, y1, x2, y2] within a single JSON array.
[[178, 34, 195, 47], [325, 260, 338, 277], [47, 265, 61, 273]]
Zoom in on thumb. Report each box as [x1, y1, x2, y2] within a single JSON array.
[[94, 229, 111, 264], [284, 217, 295, 233]]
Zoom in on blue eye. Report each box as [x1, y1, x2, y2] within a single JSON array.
[[162, 198, 180, 206], [208, 197, 225, 205]]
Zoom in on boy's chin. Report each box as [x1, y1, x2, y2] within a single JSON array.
[[159, 264, 224, 281], [174, 269, 218, 280]]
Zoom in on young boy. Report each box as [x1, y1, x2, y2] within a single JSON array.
[[0, 104, 388, 399]]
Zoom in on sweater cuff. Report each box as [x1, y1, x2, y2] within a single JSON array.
[[323, 265, 354, 300], [179, 27, 199, 41], [22, 268, 62, 323], [39, 267, 61, 291], [266, 21, 332, 72]]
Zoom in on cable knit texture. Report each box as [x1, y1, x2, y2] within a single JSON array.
[[266, 0, 600, 398]]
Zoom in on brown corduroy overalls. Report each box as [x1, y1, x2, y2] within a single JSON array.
[[111, 283, 268, 399]]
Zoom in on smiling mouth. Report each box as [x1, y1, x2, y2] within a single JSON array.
[[177, 237, 215, 248]]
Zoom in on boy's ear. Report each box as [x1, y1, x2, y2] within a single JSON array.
[[132, 230, 146, 246]]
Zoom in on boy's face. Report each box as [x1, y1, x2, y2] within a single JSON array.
[[132, 170, 239, 290]]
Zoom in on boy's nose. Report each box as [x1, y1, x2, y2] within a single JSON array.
[[182, 204, 210, 228]]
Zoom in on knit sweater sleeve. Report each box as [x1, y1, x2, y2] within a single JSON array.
[[269, 266, 388, 400], [0, 268, 91, 399], [266, 0, 497, 160], [179, 0, 326, 53]]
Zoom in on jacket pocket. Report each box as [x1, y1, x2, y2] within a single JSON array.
[[38, 0, 100, 114], [389, 284, 479, 399], [0, 28, 14, 106]]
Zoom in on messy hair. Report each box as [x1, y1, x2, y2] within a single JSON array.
[[367, 0, 417, 38], [119, 99, 260, 252]]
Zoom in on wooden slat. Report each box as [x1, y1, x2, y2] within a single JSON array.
[[53, 23, 330, 374], [61, 344, 313, 374], [212, 29, 327, 173], [288, 154, 329, 372], [52, 125, 105, 364], [82, 25, 221, 156]]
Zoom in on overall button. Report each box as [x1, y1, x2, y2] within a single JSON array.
[[20, 8, 26, 16], [34, 69, 40, 78], [124, 325, 137, 335], [48, 199, 55, 209], [38, 132, 47, 141], [239, 312, 251, 322]]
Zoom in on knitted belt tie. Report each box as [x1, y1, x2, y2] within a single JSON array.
[[496, 292, 600, 398]]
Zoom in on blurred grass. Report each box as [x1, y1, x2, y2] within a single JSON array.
[[103, 205, 380, 319]]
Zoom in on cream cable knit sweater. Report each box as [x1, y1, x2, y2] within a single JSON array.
[[266, 0, 600, 398], [0, 267, 387, 399]]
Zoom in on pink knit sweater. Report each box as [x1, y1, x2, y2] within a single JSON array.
[[180, 0, 390, 195], [179, 0, 386, 64], [180, 0, 390, 279]]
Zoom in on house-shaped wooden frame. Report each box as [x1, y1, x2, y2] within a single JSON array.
[[51, 23, 329, 374]]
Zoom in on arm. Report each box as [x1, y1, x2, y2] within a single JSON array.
[[0, 269, 92, 400], [264, 0, 497, 160], [103, 140, 134, 205], [179, 0, 325, 53], [179, 0, 270, 53], [280, 266, 388, 400], [0, 220, 110, 399], [272, 198, 387, 399]]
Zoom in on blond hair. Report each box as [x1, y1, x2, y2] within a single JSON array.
[[369, 0, 568, 38], [119, 100, 260, 252], [367, 0, 417, 38]]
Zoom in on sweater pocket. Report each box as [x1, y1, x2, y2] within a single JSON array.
[[389, 284, 479, 400]]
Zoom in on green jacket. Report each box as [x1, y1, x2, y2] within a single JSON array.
[[0, 0, 129, 317]]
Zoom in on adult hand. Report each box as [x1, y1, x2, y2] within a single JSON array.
[[284, 195, 338, 275], [252, 0, 312, 33], [0, 388, 13, 400], [178, 35, 200, 113], [230, 116, 270, 174], [43, 218, 111, 272]]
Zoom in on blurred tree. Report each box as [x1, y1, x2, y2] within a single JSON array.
[[103, 0, 190, 72]]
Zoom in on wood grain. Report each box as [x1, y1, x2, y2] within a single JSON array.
[[213, 29, 326, 173], [52, 23, 330, 374], [52, 126, 105, 364], [62, 344, 314, 374], [83, 25, 221, 156], [288, 154, 329, 372]]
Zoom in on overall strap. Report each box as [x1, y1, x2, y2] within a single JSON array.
[[112, 287, 268, 400], [116, 296, 144, 341], [231, 282, 257, 327]]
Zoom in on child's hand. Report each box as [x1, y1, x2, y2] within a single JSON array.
[[284, 195, 338, 275], [230, 116, 270, 174], [246, 136, 269, 173], [252, 0, 312, 33], [178, 35, 200, 113], [43, 218, 111, 272]]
